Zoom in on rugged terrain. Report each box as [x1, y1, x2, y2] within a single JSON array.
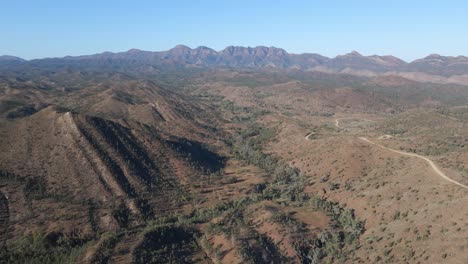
[[0, 46, 467, 263]]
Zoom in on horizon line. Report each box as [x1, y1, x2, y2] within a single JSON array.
[[2, 44, 468, 63]]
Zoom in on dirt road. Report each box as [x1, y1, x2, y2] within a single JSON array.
[[359, 137, 468, 190], [305, 132, 314, 140], [304, 117, 468, 190], [334, 118, 375, 128]]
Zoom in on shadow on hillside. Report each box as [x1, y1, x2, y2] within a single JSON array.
[[166, 139, 226, 173]]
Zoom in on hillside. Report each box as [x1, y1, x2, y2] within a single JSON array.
[[0, 69, 366, 264], [0, 49, 467, 263], [184, 69, 468, 263], [0, 72, 230, 262]]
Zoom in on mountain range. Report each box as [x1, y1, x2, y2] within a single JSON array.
[[2, 46, 468, 84]]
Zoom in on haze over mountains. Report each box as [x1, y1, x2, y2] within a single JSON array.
[[3, 45, 468, 86]]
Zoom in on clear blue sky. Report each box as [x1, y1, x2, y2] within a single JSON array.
[[1, 0, 467, 61]]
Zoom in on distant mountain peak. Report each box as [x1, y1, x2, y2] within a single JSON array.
[[0, 55, 26, 62], [195, 46, 215, 51], [127, 48, 142, 53], [425, 54, 442, 59], [335, 51, 363, 59], [173, 44, 191, 50], [349, 51, 362, 56]]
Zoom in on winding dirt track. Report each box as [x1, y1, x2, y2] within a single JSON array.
[[335, 118, 375, 128], [305, 133, 314, 140], [359, 137, 468, 190], [303, 118, 468, 190]]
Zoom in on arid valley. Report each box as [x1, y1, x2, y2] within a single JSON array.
[[0, 46, 468, 263]]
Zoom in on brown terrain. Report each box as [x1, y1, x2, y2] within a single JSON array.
[[0, 46, 468, 263]]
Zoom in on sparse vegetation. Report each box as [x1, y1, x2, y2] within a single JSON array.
[[0, 232, 93, 264], [1, 45, 467, 264]]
